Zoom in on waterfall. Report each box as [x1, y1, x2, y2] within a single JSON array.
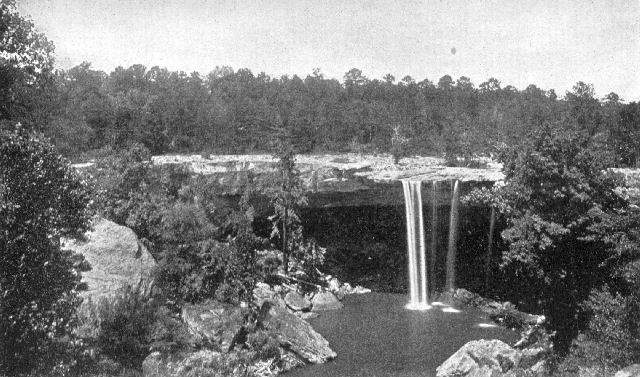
[[402, 180, 430, 310], [485, 206, 496, 291], [430, 180, 438, 297], [445, 180, 460, 292]]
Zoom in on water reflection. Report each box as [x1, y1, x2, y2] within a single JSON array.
[[287, 293, 517, 377]]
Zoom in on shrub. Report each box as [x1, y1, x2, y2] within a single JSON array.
[[558, 288, 639, 376], [246, 330, 281, 361], [74, 290, 194, 375], [0, 127, 92, 374], [559, 208, 640, 373], [95, 287, 159, 368], [467, 128, 628, 353]]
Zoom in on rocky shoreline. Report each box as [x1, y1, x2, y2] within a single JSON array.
[[70, 216, 640, 377]]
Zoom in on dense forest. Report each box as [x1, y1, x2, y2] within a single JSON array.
[[2, 9, 639, 164], [4, 2, 640, 376]]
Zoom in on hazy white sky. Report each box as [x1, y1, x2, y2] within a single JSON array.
[[17, 0, 640, 101]]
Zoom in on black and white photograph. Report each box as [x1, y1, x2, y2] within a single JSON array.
[[1, 0, 639, 376]]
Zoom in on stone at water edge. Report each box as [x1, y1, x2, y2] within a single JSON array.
[[615, 364, 640, 377], [311, 291, 344, 311], [327, 277, 341, 292], [352, 285, 372, 294], [181, 300, 246, 352], [260, 302, 336, 363], [436, 339, 520, 377], [285, 291, 312, 312]]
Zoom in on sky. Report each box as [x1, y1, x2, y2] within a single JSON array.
[[17, 0, 640, 101]]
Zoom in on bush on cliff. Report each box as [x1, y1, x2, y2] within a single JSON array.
[[559, 207, 640, 374], [0, 126, 92, 374], [467, 127, 628, 354]]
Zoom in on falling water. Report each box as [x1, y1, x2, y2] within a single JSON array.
[[430, 181, 438, 296], [402, 180, 430, 310], [485, 206, 496, 291], [445, 180, 460, 292]]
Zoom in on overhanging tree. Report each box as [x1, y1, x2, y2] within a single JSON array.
[[0, 126, 92, 374], [0, 0, 57, 129], [478, 125, 627, 354]]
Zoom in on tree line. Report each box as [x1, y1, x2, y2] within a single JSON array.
[[2, 0, 639, 165], [4, 57, 640, 165]]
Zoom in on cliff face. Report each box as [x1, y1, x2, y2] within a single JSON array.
[[150, 154, 504, 208]]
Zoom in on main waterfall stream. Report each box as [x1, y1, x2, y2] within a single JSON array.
[[402, 179, 461, 310], [402, 180, 429, 310]]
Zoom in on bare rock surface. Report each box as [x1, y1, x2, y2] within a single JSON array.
[[181, 300, 246, 352], [150, 153, 504, 183], [436, 339, 520, 377], [616, 364, 640, 377], [311, 291, 344, 311], [75, 154, 504, 208], [437, 338, 552, 377], [260, 302, 336, 363], [62, 217, 156, 301]]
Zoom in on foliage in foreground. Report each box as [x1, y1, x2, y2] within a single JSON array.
[[556, 206, 640, 374], [467, 126, 640, 362], [0, 127, 92, 374]]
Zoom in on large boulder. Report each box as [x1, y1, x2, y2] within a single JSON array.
[[616, 364, 640, 377], [311, 291, 343, 311], [437, 339, 551, 377], [181, 300, 246, 352], [436, 339, 519, 377], [260, 302, 336, 363], [63, 218, 156, 301]]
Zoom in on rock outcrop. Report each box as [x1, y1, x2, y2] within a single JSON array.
[[615, 364, 640, 377], [260, 302, 336, 363], [63, 218, 156, 301], [119, 154, 504, 209], [436, 340, 519, 377], [181, 301, 246, 352], [311, 291, 344, 311], [436, 339, 548, 377]]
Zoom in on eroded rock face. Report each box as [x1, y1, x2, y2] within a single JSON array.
[[311, 291, 344, 311], [615, 364, 640, 377], [181, 300, 246, 352], [436, 339, 550, 377], [436, 339, 519, 377], [260, 302, 336, 363], [144, 154, 504, 209], [63, 218, 156, 301]]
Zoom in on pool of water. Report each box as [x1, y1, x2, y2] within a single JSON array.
[[286, 292, 518, 377]]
